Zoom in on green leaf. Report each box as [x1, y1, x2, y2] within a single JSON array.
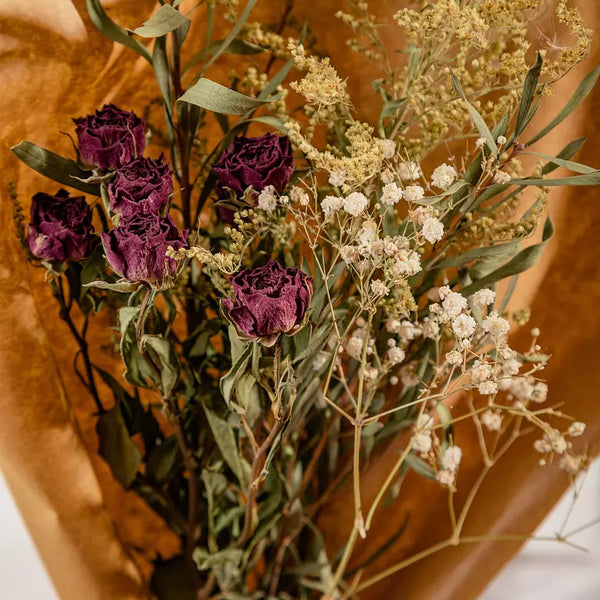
[[451, 73, 496, 153], [142, 335, 180, 398], [133, 4, 190, 38], [510, 172, 600, 187], [437, 240, 519, 271], [96, 407, 142, 488], [10, 142, 100, 196], [147, 436, 179, 482], [178, 77, 274, 115], [152, 35, 173, 121], [82, 279, 139, 293], [220, 343, 252, 409], [86, 0, 152, 63], [258, 56, 294, 100], [542, 137, 586, 175], [461, 215, 554, 296], [515, 52, 543, 136], [198, 0, 258, 76], [185, 39, 263, 73], [203, 406, 248, 487], [527, 66, 600, 146], [405, 452, 436, 480], [524, 151, 596, 174]]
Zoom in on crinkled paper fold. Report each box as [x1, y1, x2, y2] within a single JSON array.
[[0, 1, 599, 599]]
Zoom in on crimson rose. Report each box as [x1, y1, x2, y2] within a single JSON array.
[[108, 156, 173, 218], [211, 133, 294, 200], [73, 104, 145, 170], [223, 261, 313, 346], [27, 189, 96, 262], [101, 214, 188, 288]]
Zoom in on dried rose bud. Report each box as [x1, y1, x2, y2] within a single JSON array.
[[223, 261, 313, 347], [73, 104, 145, 170], [212, 133, 294, 201], [101, 213, 187, 288], [108, 156, 173, 219], [27, 189, 96, 262]]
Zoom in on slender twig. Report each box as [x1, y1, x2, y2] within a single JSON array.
[[55, 276, 104, 414]]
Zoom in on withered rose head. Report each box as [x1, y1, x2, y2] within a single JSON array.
[[101, 213, 188, 288], [211, 133, 295, 201], [27, 189, 96, 262], [223, 261, 313, 346], [108, 155, 173, 219], [73, 104, 145, 170]]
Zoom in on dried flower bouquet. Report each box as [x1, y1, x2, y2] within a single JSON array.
[[9, 1, 600, 598]]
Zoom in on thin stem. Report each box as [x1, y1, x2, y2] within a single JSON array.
[[55, 276, 104, 414]]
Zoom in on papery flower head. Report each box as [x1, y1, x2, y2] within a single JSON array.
[[107, 156, 173, 219], [101, 213, 188, 288], [431, 163, 457, 190], [27, 189, 96, 262], [223, 261, 313, 347], [211, 133, 294, 201], [73, 104, 145, 170]]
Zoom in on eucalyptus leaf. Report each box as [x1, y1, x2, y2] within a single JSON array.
[[220, 343, 252, 408], [147, 436, 179, 482], [461, 216, 554, 296], [96, 407, 142, 488], [10, 142, 100, 196], [527, 65, 600, 146], [203, 406, 248, 487], [510, 172, 600, 187], [524, 151, 596, 174], [451, 73, 496, 153], [404, 452, 437, 480], [198, 0, 258, 76], [83, 279, 139, 293], [515, 52, 543, 136], [178, 77, 274, 115], [86, 0, 152, 63], [133, 4, 189, 38], [142, 335, 180, 398]]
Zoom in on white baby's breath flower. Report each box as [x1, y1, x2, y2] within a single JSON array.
[[534, 439, 551, 453], [378, 138, 396, 159], [398, 161, 422, 181], [470, 288, 496, 307], [390, 375, 399, 386], [431, 163, 457, 190], [387, 346, 406, 365], [386, 318, 401, 333], [364, 365, 379, 380], [441, 446, 462, 472], [343, 191, 369, 216], [329, 170, 346, 186], [403, 185, 425, 203], [547, 429, 567, 454], [257, 186, 278, 211], [321, 195, 343, 217], [531, 381, 548, 403], [421, 317, 439, 339], [340, 245, 359, 264], [291, 186, 310, 206], [414, 432, 432, 455], [381, 168, 395, 184], [346, 336, 364, 360], [445, 350, 463, 366], [502, 358, 522, 376], [560, 454, 586, 474], [421, 217, 444, 243], [493, 170, 512, 185], [481, 410, 503, 431], [475, 137, 487, 149], [391, 251, 421, 277], [452, 314, 476, 338], [568, 422, 586, 437], [436, 469, 455, 486], [471, 361, 493, 384], [381, 182, 403, 206], [497, 135, 507, 146], [478, 380, 498, 395], [370, 279, 389, 297], [397, 321, 422, 341], [441, 291, 468, 321], [399, 365, 420, 387], [482, 312, 510, 338]]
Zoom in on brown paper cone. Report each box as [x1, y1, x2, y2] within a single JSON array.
[[0, 1, 599, 599]]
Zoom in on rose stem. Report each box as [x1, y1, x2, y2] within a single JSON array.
[[237, 341, 285, 549], [55, 275, 104, 414]]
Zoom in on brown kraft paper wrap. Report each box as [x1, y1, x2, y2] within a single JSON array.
[[0, 1, 598, 598]]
